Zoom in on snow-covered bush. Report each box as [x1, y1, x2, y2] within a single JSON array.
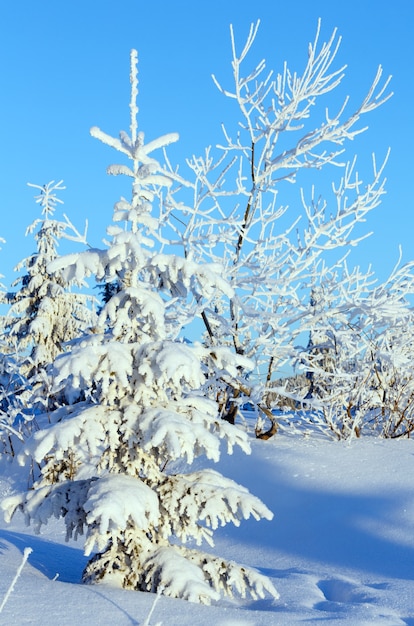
[[2, 50, 278, 604], [296, 259, 414, 439]]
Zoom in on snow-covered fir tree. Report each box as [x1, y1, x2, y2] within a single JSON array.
[[4, 181, 95, 386], [2, 50, 278, 604]]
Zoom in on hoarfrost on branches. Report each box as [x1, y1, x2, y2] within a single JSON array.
[[164, 20, 392, 434], [296, 258, 414, 439]]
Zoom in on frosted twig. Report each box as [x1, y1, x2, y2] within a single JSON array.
[[141, 586, 163, 626], [62, 214, 90, 246], [0, 547, 33, 614]]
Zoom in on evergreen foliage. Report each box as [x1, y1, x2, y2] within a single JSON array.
[[4, 181, 95, 381], [2, 50, 278, 604]]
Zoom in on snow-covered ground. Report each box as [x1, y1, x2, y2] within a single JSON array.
[[1, 423, 414, 625]]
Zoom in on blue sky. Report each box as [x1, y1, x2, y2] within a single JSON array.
[[0, 0, 413, 288]]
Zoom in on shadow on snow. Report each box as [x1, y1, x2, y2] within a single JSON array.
[[0, 528, 87, 583]]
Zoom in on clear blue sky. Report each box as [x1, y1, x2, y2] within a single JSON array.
[[0, 0, 413, 287]]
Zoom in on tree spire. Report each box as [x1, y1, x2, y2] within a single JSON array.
[[129, 49, 139, 146]]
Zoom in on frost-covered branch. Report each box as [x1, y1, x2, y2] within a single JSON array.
[[293, 258, 414, 439], [164, 20, 392, 433]]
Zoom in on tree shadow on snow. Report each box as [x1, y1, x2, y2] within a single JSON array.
[[215, 449, 414, 583], [0, 528, 88, 583]]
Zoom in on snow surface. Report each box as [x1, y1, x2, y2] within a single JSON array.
[[1, 421, 414, 625]]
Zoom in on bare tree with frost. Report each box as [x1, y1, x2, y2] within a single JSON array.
[[165, 20, 391, 435], [2, 50, 278, 604]]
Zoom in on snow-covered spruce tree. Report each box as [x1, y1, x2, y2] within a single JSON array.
[[164, 20, 391, 435], [4, 181, 95, 392], [2, 51, 278, 604]]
